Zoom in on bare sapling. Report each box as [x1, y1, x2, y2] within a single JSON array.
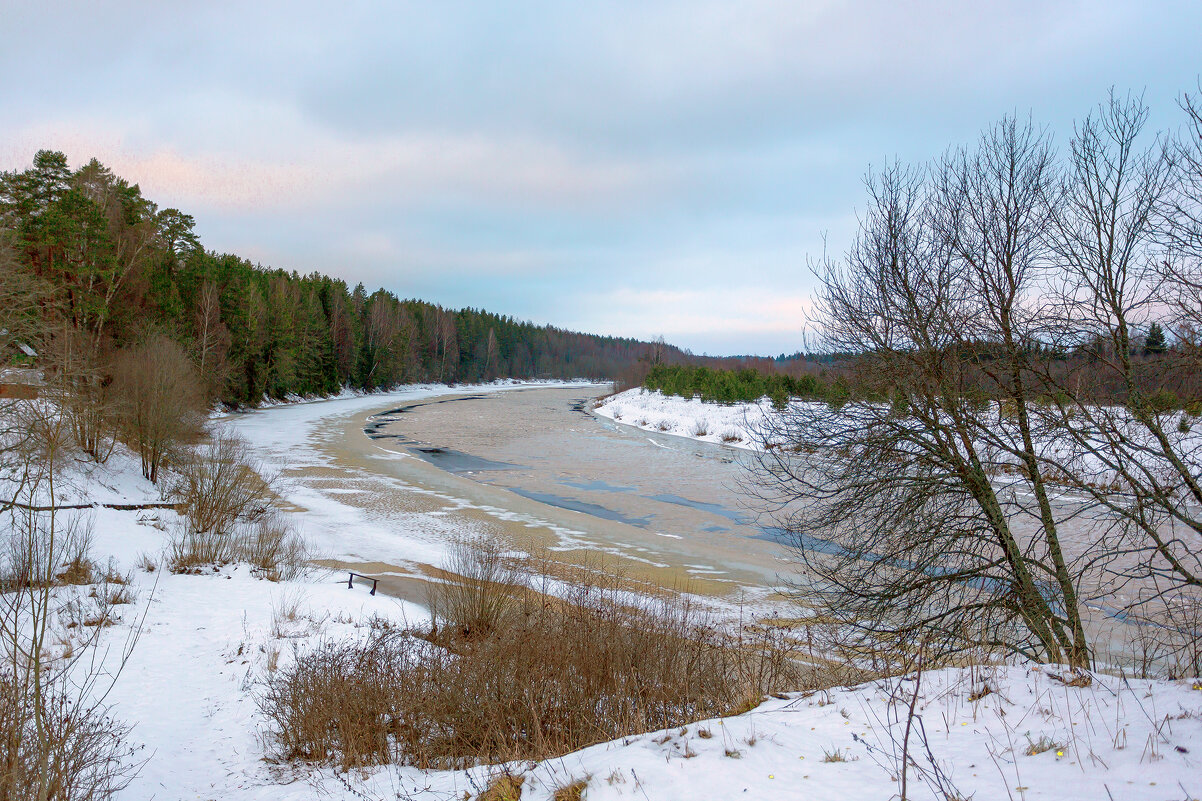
[[1, 397, 144, 800]]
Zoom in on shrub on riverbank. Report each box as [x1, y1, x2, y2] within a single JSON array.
[[642, 364, 826, 405], [260, 545, 803, 769]]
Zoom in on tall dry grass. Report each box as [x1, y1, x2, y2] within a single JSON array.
[[261, 542, 803, 770]]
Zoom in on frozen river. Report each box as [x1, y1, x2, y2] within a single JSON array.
[[223, 383, 795, 612], [224, 382, 1188, 666]]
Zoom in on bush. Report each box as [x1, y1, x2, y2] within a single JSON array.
[[262, 547, 802, 769], [171, 432, 275, 536], [257, 631, 405, 767], [238, 514, 308, 582], [168, 513, 306, 579], [0, 671, 138, 800], [427, 539, 521, 640]]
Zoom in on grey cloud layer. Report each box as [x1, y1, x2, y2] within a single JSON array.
[[2, 0, 1199, 354]]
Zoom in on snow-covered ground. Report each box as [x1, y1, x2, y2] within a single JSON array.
[[48, 555, 1202, 800], [6, 383, 1201, 800], [596, 388, 1202, 493], [594, 388, 767, 450]]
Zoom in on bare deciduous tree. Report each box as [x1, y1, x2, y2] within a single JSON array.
[[756, 91, 1202, 671], [752, 119, 1091, 667], [170, 431, 274, 536], [1035, 94, 1200, 610], [110, 335, 204, 483], [44, 324, 116, 464], [192, 280, 230, 401]]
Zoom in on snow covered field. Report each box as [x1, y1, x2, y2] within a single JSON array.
[[5, 383, 1201, 800], [594, 388, 767, 450]]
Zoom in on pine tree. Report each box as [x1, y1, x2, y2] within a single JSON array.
[[1145, 321, 1167, 355]]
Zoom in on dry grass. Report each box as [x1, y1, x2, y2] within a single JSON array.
[[101, 583, 134, 606], [1024, 735, 1063, 756], [822, 746, 850, 762], [56, 556, 97, 586], [479, 774, 524, 801], [552, 777, 588, 801], [261, 542, 802, 770]]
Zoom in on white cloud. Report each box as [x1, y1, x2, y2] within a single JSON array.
[[571, 286, 815, 353], [3, 103, 679, 215]]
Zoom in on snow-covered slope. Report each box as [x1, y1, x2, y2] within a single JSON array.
[[89, 564, 1202, 800], [8, 386, 1200, 800], [596, 388, 1202, 494]]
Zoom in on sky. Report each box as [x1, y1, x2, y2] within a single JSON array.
[[2, 1, 1200, 356]]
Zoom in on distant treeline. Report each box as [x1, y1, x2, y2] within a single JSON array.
[[0, 151, 694, 405], [642, 363, 832, 407]]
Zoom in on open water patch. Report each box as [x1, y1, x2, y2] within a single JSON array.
[[646, 493, 750, 526], [408, 447, 521, 474], [507, 488, 654, 529], [561, 479, 636, 493], [363, 394, 492, 440]]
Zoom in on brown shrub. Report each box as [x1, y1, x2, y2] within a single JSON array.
[[258, 634, 404, 768], [427, 538, 521, 640], [170, 433, 275, 537], [168, 513, 306, 579], [110, 335, 204, 483], [261, 547, 802, 770], [0, 671, 137, 800], [167, 526, 235, 572], [239, 514, 308, 582]]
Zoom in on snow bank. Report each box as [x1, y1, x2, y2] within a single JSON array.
[[594, 388, 768, 450]]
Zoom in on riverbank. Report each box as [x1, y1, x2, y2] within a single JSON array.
[[8, 387, 1199, 800]]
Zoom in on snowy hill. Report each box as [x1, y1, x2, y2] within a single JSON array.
[[7, 388, 1201, 800]]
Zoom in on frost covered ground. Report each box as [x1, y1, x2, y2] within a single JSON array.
[[7, 383, 1202, 800], [594, 388, 767, 450]]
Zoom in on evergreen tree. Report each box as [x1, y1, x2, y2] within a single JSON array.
[[1144, 321, 1167, 355]]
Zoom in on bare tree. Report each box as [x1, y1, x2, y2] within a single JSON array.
[[43, 324, 116, 464], [170, 431, 274, 536], [192, 280, 230, 401], [1032, 94, 1201, 613], [109, 335, 204, 483], [752, 119, 1092, 667]]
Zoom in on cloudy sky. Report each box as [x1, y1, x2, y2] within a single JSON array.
[[2, 1, 1199, 355]]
